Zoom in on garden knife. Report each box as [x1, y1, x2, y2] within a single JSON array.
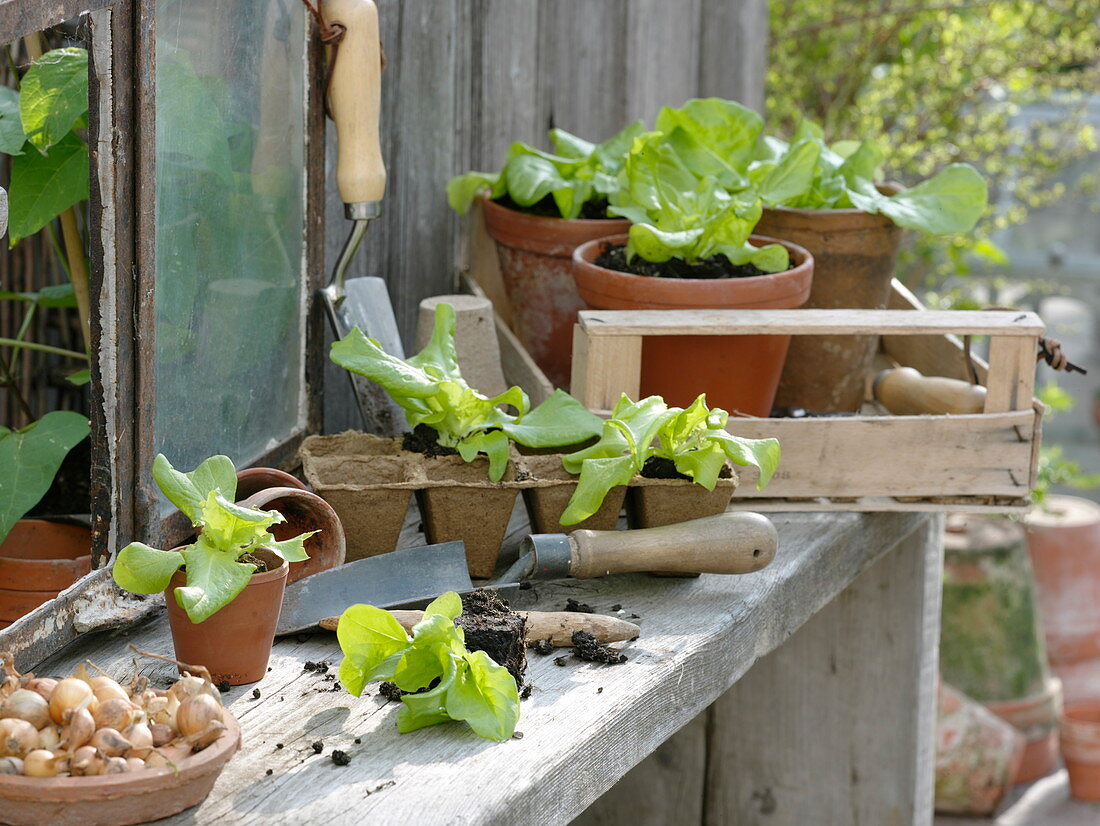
[[319, 0, 406, 435], [277, 511, 779, 634]]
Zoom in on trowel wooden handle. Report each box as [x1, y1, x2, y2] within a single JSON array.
[[569, 512, 778, 578], [319, 610, 640, 647], [324, 0, 386, 205], [874, 367, 986, 415]]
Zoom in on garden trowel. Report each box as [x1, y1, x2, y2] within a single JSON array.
[[277, 511, 779, 634], [318, 0, 406, 435]]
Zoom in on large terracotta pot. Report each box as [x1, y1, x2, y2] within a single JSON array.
[[482, 195, 629, 389], [238, 487, 346, 584], [0, 520, 91, 628], [1025, 495, 1100, 702], [572, 234, 814, 417], [755, 185, 903, 412], [165, 548, 287, 685], [1063, 701, 1100, 801], [940, 514, 1060, 783]]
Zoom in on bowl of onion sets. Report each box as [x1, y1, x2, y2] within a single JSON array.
[[0, 649, 241, 826]]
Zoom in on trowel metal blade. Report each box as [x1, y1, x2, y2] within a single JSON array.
[[277, 541, 473, 635]]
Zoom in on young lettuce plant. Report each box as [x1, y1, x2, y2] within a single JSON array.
[[447, 121, 645, 219], [330, 303, 604, 482], [654, 99, 988, 235], [560, 394, 780, 525], [337, 591, 520, 741], [606, 131, 790, 273], [112, 454, 313, 623]]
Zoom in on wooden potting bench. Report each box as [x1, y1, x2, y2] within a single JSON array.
[[33, 507, 943, 825]]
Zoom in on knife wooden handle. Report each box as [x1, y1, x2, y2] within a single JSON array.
[[324, 0, 386, 205], [873, 367, 986, 415], [319, 610, 640, 647], [569, 512, 778, 578]]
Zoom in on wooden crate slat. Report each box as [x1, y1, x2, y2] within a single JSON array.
[[578, 309, 1044, 337], [725, 410, 1037, 498]]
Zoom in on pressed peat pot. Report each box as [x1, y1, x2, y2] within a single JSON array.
[[0, 520, 91, 629], [519, 454, 626, 533], [299, 432, 414, 563], [573, 234, 813, 416], [755, 185, 903, 412], [482, 195, 629, 389], [626, 470, 738, 530], [165, 548, 287, 685], [416, 455, 520, 579], [238, 487, 346, 583], [0, 712, 241, 826]]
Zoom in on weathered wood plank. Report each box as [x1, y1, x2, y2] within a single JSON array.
[[624, 0, 702, 124], [34, 513, 932, 826], [697, 0, 769, 113], [703, 514, 943, 826], [578, 309, 1045, 337]]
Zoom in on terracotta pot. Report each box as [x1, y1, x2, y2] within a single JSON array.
[[482, 196, 629, 389], [572, 234, 814, 417], [0, 520, 91, 629], [235, 466, 308, 501], [238, 487, 346, 584], [1025, 496, 1100, 689], [0, 713, 241, 826], [165, 548, 287, 685], [935, 679, 1025, 816], [985, 677, 1062, 783], [755, 185, 903, 413], [940, 515, 1053, 704], [1062, 701, 1100, 800]]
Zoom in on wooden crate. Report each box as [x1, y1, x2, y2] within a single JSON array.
[[570, 282, 1044, 513]]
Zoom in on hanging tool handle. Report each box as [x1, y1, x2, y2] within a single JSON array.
[[324, 0, 386, 207], [873, 367, 987, 416], [568, 512, 778, 578]]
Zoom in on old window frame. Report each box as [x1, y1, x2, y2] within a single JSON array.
[[0, 0, 327, 667]]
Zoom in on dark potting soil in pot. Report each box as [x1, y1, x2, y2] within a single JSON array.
[[640, 456, 733, 482], [493, 193, 611, 220], [594, 244, 766, 280], [458, 589, 527, 688], [402, 424, 459, 458], [27, 436, 91, 516], [238, 553, 270, 572]]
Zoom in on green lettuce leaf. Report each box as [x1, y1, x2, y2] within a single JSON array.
[[847, 163, 988, 235], [112, 542, 184, 595], [337, 604, 411, 696], [173, 535, 257, 624], [447, 651, 521, 740], [654, 98, 764, 176], [152, 453, 237, 523]]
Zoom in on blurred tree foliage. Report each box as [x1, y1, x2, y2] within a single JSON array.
[[768, 0, 1099, 302]]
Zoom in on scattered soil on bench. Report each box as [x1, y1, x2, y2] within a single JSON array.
[[571, 630, 627, 665], [532, 638, 554, 655], [402, 424, 459, 458], [564, 598, 594, 613], [459, 590, 528, 689], [595, 243, 767, 280]]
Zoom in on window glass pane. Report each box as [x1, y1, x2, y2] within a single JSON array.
[[153, 0, 306, 476]]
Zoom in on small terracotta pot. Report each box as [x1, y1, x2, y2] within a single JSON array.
[[483, 196, 630, 389], [572, 234, 813, 416], [238, 487, 346, 584], [1061, 701, 1100, 800], [1025, 496, 1100, 671], [235, 467, 308, 501], [756, 184, 904, 412], [0, 520, 92, 628], [165, 548, 287, 685], [985, 677, 1062, 784]]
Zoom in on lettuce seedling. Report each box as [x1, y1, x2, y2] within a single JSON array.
[[607, 131, 790, 272], [112, 454, 314, 623], [447, 121, 646, 219], [560, 394, 780, 525], [656, 100, 988, 235], [330, 303, 604, 482], [337, 591, 520, 741]]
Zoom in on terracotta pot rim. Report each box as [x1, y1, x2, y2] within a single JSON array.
[[0, 520, 92, 565], [480, 192, 628, 229]]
